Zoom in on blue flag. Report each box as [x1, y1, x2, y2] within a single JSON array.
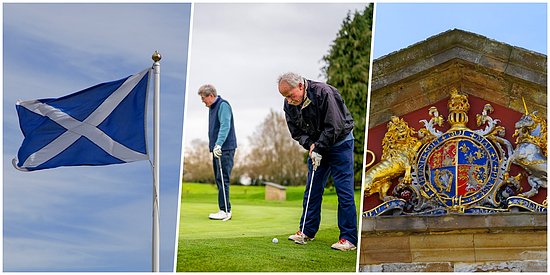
[[13, 69, 150, 171]]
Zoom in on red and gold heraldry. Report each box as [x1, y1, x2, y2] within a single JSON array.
[[364, 89, 547, 216]]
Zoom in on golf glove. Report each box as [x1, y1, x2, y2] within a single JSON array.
[[213, 144, 222, 158], [311, 151, 322, 170]]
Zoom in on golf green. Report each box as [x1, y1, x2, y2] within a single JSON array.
[[177, 183, 360, 272]]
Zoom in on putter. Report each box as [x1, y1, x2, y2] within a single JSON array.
[[217, 156, 231, 221], [297, 161, 316, 244]]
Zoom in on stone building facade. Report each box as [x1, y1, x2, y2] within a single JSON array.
[[361, 29, 547, 272]]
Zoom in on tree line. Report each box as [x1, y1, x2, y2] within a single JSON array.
[[182, 110, 308, 186], [183, 5, 373, 188]]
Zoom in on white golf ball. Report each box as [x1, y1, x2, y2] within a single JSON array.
[[272, 238, 279, 244]]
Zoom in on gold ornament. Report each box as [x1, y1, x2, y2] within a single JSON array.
[[364, 116, 423, 201], [447, 88, 470, 130]]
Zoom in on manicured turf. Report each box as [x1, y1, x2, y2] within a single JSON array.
[[176, 183, 361, 272]]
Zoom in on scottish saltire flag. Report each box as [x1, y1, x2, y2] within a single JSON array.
[[13, 69, 150, 171]]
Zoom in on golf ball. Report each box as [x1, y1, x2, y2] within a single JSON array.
[[272, 238, 279, 244]]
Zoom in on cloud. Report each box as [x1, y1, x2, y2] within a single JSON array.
[[3, 156, 155, 271], [3, 3, 190, 271], [4, 4, 189, 66], [184, 3, 368, 151]]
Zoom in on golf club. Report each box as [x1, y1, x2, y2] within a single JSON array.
[[217, 155, 231, 221], [297, 160, 317, 244]]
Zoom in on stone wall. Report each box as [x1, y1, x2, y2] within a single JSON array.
[[360, 213, 547, 272]]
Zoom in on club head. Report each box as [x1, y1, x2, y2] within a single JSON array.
[[294, 238, 306, 245]]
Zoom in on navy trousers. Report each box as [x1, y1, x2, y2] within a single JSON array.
[[300, 140, 357, 245], [212, 149, 235, 212]]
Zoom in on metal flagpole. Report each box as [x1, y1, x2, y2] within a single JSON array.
[[152, 51, 161, 272]]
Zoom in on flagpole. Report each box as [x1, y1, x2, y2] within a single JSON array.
[[152, 51, 161, 272]]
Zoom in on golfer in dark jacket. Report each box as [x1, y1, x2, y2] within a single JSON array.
[[278, 72, 357, 251]]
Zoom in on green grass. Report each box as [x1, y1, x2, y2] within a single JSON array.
[[177, 183, 361, 272]]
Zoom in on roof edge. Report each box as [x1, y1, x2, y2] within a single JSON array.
[[373, 29, 547, 83]]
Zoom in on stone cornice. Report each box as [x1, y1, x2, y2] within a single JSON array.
[[372, 29, 547, 91], [362, 212, 547, 234]]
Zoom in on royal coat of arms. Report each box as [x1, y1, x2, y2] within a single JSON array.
[[364, 89, 547, 216]]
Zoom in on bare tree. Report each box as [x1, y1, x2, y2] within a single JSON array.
[[183, 111, 307, 186], [182, 139, 214, 183], [183, 138, 245, 185], [244, 109, 308, 186]]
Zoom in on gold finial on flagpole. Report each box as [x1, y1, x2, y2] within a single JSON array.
[[152, 51, 162, 62]]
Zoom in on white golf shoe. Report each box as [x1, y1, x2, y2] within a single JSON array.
[[331, 239, 356, 251], [208, 210, 231, 221], [223, 211, 232, 221], [288, 231, 313, 244]]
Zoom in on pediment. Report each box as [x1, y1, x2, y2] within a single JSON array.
[[369, 29, 547, 129]]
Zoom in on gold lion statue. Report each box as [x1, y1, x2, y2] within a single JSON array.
[[364, 116, 423, 201]]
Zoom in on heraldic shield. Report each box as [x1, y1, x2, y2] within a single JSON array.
[[363, 88, 547, 217], [419, 130, 500, 208]]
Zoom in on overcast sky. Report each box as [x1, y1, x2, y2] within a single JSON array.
[[373, 2, 547, 59], [184, 3, 369, 153], [3, 3, 190, 271]]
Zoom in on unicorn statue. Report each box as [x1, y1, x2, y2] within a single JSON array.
[[509, 98, 547, 198]]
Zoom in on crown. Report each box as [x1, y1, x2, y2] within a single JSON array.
[[447, 88, 470, 130]]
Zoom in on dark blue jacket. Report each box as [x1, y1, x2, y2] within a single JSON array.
[[209, 96, 237, 151], [283, 80, 354, 155]]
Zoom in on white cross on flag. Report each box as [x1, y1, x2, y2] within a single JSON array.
[[13, 69, 150, 171]]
